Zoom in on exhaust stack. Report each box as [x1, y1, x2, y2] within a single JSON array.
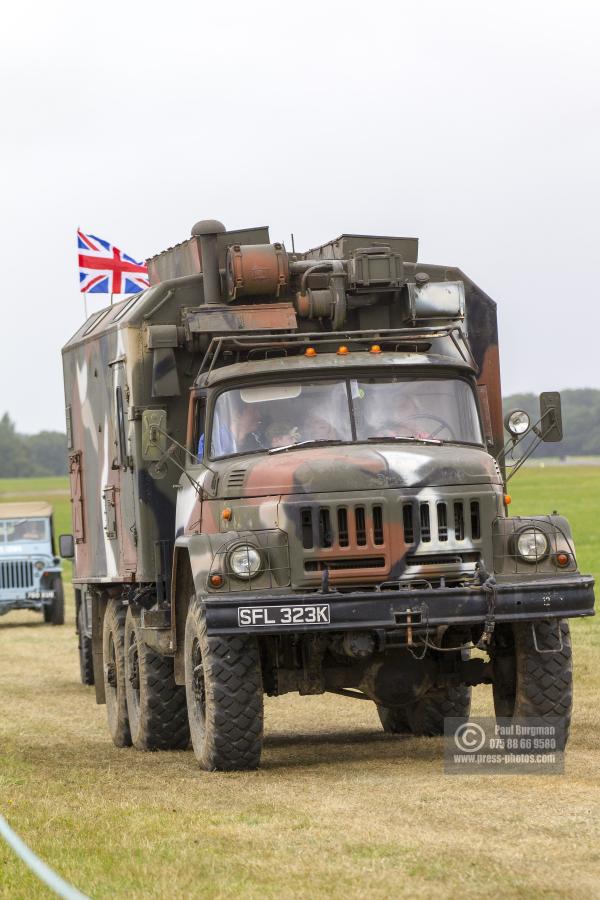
[[191, 219, 225, 305]]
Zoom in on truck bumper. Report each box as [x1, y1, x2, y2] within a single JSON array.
[[203, 576, 595, 636]]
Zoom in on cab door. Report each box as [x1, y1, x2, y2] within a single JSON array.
[[111, 360, 137, 576]]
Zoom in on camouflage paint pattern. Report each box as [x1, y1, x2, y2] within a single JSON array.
[[62, 222, 594, 684]]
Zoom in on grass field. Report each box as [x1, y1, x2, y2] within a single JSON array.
[[0, 469, 598, 898]]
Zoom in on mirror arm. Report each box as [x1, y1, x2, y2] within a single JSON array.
[[151, 426, 208, 497]]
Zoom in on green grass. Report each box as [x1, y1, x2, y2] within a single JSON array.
[[508, 466, 600, 585], [0, 467, 598, 898]]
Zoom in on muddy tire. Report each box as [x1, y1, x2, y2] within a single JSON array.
[[378, 683, 471, 737], [124, 608, 189, 751], [102, 598, 131, 748], [78, 604, 94, 686], [377, 704, 412, 734], [492, 619, 572, 749], [407, 684, 471, 736], [184, 595, 263, 771]]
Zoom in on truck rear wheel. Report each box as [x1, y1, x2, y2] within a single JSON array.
[[78, 604, 94, 686], [491, 619, 572, 749], [124, 608, 190, 751], [184, 596, 263, 771], [102, 598, 132, 748], [378, 684, 471, 736]]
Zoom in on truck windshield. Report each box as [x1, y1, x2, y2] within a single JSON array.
[[208, 377, 482, 458], [0, 518, 49, 543]]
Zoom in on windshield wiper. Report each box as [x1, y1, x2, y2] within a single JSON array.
[[268, 439, 344, 455], [367, 435, 443, 446]]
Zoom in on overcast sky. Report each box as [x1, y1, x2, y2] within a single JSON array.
[[1, 0, 599, 433]]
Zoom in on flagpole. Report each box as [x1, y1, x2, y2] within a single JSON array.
[[83, 292, 88, 319]]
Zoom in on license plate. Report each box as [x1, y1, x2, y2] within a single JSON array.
[[237, 604, 330, 627], [26, 591, 54, 600]]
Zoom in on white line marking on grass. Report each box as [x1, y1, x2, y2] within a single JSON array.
[[0, 815, 90, 899]]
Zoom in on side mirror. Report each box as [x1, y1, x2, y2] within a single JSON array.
[[142, 409, 168, 460], [539, 391, 563, 442], [59, 534, 75, 559]]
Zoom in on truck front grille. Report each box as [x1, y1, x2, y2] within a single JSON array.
[[301, 504, 385, 550], [0, 561, 35, 590], [402, 499, 481, 545], [295, 496, 484, 584]]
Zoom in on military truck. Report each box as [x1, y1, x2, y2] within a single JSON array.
[[61, 219, 595, 770], [0, 501, 64, 624]]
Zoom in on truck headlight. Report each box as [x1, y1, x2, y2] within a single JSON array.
[[516, 528, 549, 563], [228, 544, 262, 579], [505, 409, 530, 437], [34, 560, 45, 571]]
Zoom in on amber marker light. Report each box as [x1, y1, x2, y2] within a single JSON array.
[[222, 507, 232, 521], [337, 345, 349, 355], [370, 344, 382, 353], [555, 552, 570, 567], [305, 347, 317, 357], [504, 494, 512, 505], [210, 574, 223, 587]]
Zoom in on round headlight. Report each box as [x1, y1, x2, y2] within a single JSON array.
[[516, 529, 549, 563], [228, 545, 262, 579], [505, 410, 530, 437], [34, 560, 45, 571]]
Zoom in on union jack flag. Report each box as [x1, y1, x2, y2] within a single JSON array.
[[77, 229, 149, 294]]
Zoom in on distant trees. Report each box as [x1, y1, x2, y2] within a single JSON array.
[[0, 413, 67, 477]]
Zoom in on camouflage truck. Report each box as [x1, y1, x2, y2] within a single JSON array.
[[61, 219, 595, 770]]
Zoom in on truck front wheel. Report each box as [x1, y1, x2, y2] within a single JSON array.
[[491, 619, 572, 750], [124, 608, 190, 751], [184, 596, 263, 771], [378, 683, 471, 736], [102, 598, 132, 748]]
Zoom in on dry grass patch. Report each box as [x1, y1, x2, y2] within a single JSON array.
[[0, 467, 598, 897]]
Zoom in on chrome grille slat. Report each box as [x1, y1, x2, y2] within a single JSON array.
[[0, 561, 35, 590]]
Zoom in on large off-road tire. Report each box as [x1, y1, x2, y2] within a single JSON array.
[[78, 604, 94, 686], [184, 596, 263, 771], [124, 608, 190, 751], [377, 684, 471, 736], [492, 619, 572, 749], [376, 704, 412, 734], [102, 598, 132, 748], [50, 575, 65, 625]]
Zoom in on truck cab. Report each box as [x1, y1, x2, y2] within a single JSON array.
[[0, 502, 64, 624]]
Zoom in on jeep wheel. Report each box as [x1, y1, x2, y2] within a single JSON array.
[[184, 595, 263, 771], [78, 604, 94, 686], [491, 619, 572, 749], [50, 576, 64, 625], [124, 608, 189, 751], [377, 683, 471, 736], [102, 598, 131, 748]]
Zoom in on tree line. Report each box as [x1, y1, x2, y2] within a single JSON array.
[[0, 388, 598, 477], [0, 413, 68, 477]]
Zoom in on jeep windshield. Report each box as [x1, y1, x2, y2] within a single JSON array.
[[208, 377, 483, 459], [0, 518, 49, 543]]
